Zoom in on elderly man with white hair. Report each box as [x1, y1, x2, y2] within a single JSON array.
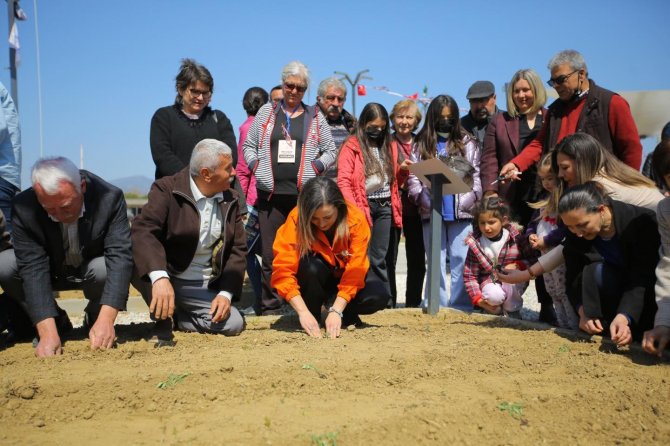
[[132, 138, 246, 338], [0, 156, 133, 357]]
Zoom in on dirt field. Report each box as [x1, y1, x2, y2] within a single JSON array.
[[0, 309, 668, 445]]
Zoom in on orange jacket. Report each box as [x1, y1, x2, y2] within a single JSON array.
[[271, 201, 370, 302]]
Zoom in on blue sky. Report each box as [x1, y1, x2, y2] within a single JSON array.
[[1, 0, 668, 187]]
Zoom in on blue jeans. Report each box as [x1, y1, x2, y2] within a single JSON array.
[[0, 177, 18, 234], [421, 219, 473, 311]]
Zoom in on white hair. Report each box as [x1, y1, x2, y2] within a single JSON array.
[[281, 60, 310, 87], [189, 139, 233, 176], [548, 49, 588, 73], [31, 157, 81, 194], [317, 76, 347, 98]]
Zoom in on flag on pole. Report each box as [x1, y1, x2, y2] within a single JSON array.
[[357, 84, 367, 96], [14, 2, 27, 20], [8, 22, 20, 67]]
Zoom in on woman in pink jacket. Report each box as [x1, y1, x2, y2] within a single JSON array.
[[337, 103, 407, 298]]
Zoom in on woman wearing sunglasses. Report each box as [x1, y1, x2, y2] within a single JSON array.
[[243, 60, 337, 315], [150, 58, 238, 180]]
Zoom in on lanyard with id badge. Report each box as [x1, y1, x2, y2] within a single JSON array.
[[278, 101, 299, 163]]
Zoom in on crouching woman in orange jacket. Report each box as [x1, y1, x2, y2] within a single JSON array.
[[272, 177, 388, 338]]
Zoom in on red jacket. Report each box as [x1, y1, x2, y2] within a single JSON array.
[[336, 136, 403, 228], [511, 90, 641, 172], [271, 202, 370, 302]]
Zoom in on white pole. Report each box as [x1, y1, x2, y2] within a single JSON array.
[[33, 0, 44, 157]]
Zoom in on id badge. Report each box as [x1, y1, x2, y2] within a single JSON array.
[[277, 140, 296, 163]]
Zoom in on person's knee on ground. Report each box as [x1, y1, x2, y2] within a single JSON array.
[[482, 282, 506, 307], [501, 283, 523, 312], [174, 304, 245, 336]]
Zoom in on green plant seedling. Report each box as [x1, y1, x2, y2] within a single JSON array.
[[157, 372, 190, 389], [497, 401, 524, 419], [558, 344, 571, 353], [311, 431, 338, 446], [302, 363, 327, 379]]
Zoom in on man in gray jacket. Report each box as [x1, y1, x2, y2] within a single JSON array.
[[0, 157, 133, 357]]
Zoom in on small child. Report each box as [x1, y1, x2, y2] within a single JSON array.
[[526, 153, 579, 329], [464, 196, 535, 318]]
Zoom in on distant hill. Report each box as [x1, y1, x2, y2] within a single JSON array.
[[110, 175, 154, 196]]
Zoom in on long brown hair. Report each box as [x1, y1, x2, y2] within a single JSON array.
[[348, 102, 395, 182], [551, 133, 655, 188], [296, 177, 349, 258], [415, 95, 465, 161]]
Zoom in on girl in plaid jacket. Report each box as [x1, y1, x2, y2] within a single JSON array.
[[463, 197, 536, 317]]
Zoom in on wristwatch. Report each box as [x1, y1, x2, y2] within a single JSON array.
[[328, 307, 343, 318]]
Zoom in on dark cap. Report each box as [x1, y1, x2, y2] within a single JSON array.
[[466, 80, 495, 100]]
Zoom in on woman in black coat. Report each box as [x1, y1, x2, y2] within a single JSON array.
[[558, 182, 658, 345]]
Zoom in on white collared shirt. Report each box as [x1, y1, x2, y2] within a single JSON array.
[[149, 176, 232, 301]]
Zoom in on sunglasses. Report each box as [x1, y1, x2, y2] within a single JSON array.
[[546, 70, 578, 87], [284, 82, 307, 93]]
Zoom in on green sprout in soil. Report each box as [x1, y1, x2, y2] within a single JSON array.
[[311, 431, 339, 446], [302, 363, 327, 379], [558, 344, 571, 353], [157, 372, 190, 389], [498, 401, 524, 418]]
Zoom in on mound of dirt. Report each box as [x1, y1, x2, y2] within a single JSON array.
[[0, 309, 668, 445]]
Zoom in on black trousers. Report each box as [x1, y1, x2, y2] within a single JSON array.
[[296, 254, 388, 322], [257, 194, 297, 314], [385, 226, 402, 307], [401, 204, 426, 308]]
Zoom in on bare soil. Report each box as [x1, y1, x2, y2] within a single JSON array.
[[0, 309, 669, 445]]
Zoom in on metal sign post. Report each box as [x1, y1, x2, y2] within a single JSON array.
[[408, 159, 472, 316]]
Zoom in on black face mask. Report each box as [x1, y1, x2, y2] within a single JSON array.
[[435, 119, 454, 134], [365, 127, 384, 141]]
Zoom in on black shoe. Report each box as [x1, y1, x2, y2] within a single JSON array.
[[148, 318, 175, 347], [55, 307, 74, 337], [538, 304, 558, 326], [0, 294, 36, 340], [342, 313, 363, 328]]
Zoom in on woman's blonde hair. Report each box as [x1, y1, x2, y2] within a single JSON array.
[[296, 177, 349, 258], [506, 69, 547, 118], [390, 99, 422, 132]]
